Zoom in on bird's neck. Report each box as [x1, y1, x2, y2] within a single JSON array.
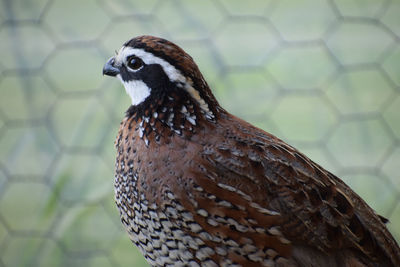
[[124, 88, 219, 145]]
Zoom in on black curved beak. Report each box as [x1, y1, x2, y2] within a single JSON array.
[[103, 57, 120, 77]]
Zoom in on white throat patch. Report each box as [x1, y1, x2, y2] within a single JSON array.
[[118, 76, 151, 105]]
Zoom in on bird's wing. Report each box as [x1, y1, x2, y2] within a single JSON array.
[[196, 115, 400, 266]]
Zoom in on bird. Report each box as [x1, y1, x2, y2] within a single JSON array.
[[103, 35, 400, 267]]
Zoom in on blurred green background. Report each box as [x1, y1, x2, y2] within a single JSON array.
[[0, 0, 399, 266]]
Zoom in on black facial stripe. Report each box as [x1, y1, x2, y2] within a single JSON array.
[[140, 64, 172, 90], [120, 62, 184, 115], [120, 63, 172, 88]]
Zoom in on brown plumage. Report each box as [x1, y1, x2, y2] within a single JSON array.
[[103, 35, 400, 267]]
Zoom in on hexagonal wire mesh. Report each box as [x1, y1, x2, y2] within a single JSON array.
[[0, 0, 399, 266]]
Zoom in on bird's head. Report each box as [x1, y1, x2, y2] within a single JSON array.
[[103, 35, 219, 122]]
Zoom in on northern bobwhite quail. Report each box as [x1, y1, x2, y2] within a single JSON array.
[[103, 35, 400, 267]]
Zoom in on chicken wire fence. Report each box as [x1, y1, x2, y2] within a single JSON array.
[[0, 0, 399, 266]]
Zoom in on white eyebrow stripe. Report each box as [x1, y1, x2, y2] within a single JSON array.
[[116, 47, 187, 84]]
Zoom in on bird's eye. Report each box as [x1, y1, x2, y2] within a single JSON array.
[[127, 56, 144, 71]]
